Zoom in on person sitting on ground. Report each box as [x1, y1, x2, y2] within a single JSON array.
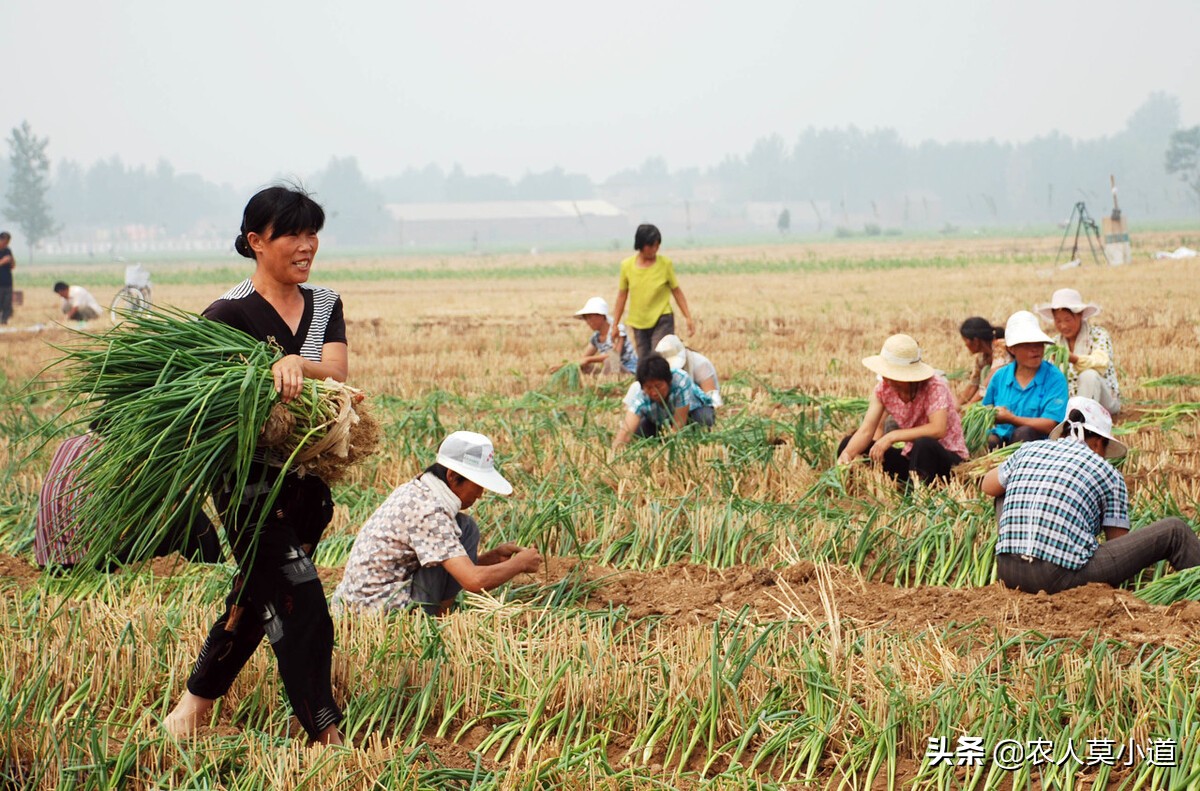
[[957, 317, 1008, 406], [53, 281, 104, 322], [983, 396, 1200, 594], [836, 334, 968, 484], [1035, 288, 1120, 415], [612, 353, 714, 451], [332, 431, 542, 615], [982, 311, 1069, 449], [655, 334, 722, 407], [35, 433, 222, 569], [552, 296, 637, 376]]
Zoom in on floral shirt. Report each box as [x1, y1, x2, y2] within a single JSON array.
[[623, 369, 712, 425], [1052, 322, 1119, 401], [332, 473, 467, 611], [874, 376, 968, 459], [590, 325, 638, 374]]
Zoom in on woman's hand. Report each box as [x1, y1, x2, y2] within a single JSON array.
[[869, 435, 894, 463], [272, 354, 306, 403], [686, 316, 697, 336]]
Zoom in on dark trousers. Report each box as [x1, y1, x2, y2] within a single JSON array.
[[187, 472, 341, 739], [987, 425, 1047, 450], [0, 286, 11, 324], [837, 435, 965, 484], [631, 313, 675, 362], [636, 405, 716, 438], [410, 514, 480, 615], [997, 516, 1200, 594]]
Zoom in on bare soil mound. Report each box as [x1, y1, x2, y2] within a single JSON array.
[[531, 557, 1200, 646]]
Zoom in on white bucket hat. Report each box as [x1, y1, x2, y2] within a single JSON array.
[[1035, 288, 1100, 322], [654, 334, 688, 370], [861, 334, 936, 382], [435, 431, 513, 495], [1049, 396, 1127, 459], [574, 296, 610, 319], [1004, 311, 1054, 346]]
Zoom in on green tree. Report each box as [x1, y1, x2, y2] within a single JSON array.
[[1165, 126, 1200, 212], [4, 121, 58, 259]]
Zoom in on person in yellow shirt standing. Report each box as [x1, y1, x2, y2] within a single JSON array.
[[608, 224, 696, 361]]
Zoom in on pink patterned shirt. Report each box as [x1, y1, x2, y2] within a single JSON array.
[[874, 376, 968, 459]]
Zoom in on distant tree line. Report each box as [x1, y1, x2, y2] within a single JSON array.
[[1, 92, 1197, 250]]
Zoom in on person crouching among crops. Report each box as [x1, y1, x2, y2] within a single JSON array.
[[1035, 288, 1120, 415], [612, 353, 715, 451], [552, 296, 638, 376], [655, 334, 722, 407], [982, 396, 1200, 594], [165, 186, 348, 746], [981, 311, 1068, 449], [332, 432, 542, 615], [836, 334, 968, 484], [35, 433, 222, 569], [957, 317, 1008, 406], [53, 281, 103, 322]]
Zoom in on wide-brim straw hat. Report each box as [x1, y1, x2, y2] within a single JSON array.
[[1048, 396, 1127, 459], [1034, 288, 1100, 321], [654, 334, 688, 370], [574, 296, 610, 319], [861, 334, 936, 382], [1005, 310, 1054, 346], [436, 431, 513, 495]]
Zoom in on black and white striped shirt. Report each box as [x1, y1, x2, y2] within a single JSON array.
[[202, 278, 346, 360]]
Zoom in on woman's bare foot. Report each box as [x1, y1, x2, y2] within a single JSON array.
[[163, 691, 215, 737]]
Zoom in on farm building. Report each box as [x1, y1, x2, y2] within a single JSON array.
[[383, 200, 630, 248]]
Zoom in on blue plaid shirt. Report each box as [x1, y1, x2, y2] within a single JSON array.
[[996, 439, 1129, 569], [623, 369, 712, 424]]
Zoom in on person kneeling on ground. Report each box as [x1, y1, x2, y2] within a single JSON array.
[[655, 334, 722, 407], [552, 296, 638, 376], [54, 281, 104, 322], [35, 433, 222, 569], [982, 310, 1068, 449], [612, 353, 714, 451], [332, 431, 541, 615], [982, 396, 1200, 594], [1035, 288, 1120, 415], [836, 334, 968, 484]]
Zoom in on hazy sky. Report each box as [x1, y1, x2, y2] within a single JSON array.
[[6, 1, 1199, 188]]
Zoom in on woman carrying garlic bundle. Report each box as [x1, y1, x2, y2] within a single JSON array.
[[165, 185, 347, 746], [836, 334, 968, 484]]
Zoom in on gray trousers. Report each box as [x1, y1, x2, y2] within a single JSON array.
[[631, 313, 675, 362], [997, 513, 1200, 594], [410, 514, 480, 615]]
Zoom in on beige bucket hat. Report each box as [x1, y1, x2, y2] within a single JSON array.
[[862, 334, 936, 382], [1035, 288, 1100, 321], [654, 334, 688, 370]]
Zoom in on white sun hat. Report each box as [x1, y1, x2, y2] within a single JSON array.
[[1034, 288, 1101, 322], [1004, 310, 1054, 346], [574, 296, 610, 319], [435, 431, 513, 495], [1049, 396, 1127, 459], [654, 334, 688, 370], [861, 334, 936, 382]]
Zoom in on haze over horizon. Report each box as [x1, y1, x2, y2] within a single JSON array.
[[6, 1, 1200, 190]]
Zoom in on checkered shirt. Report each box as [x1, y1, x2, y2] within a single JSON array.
[[623, 369, 712, 424], [996, 438, 1129, 569]]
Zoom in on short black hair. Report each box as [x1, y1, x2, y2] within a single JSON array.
[[0, 231, 10, 241], [633, 224, 662, 251], [53, 281, 69, 293], [234, 184, 325, 260], [960, 317, 1003, 342], [636, 353, 671, 386]]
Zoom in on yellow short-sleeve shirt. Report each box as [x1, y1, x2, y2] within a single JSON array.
[[618, 254, 679, 330]]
